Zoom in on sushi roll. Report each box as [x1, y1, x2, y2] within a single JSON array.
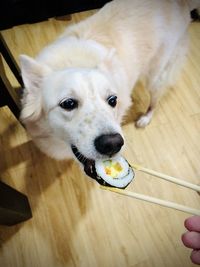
[[94, 156, 135, 189], [71, 145, 134, 188]]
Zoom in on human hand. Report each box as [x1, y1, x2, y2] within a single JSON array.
[[182, 216, 200, 265]]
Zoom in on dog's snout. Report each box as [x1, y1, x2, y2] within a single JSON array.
[[94, 133, 124, 156]]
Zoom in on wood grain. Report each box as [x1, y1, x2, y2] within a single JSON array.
[[0, 10, 200, 267]]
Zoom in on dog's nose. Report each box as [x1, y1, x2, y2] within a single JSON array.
[[94, 133, 124, 156]]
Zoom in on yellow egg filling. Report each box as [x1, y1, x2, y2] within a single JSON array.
[[103, 160, 123, 178]]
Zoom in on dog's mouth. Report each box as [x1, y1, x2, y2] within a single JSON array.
[[71, 145, 97, 179], [71, 145, 115, 187]]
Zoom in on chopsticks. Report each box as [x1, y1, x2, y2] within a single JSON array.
[[101, 186, 200, 215], [100, 164, 200, 216], [132, 164, 200, 193]]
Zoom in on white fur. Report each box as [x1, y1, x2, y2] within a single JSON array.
[[20, 0, 197, 161]]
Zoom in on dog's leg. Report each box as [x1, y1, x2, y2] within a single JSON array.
[[136, 86, 163, 128], [136, 33, 188, 128], [135, 107, 154, 128], [136, 59, 173, 128]]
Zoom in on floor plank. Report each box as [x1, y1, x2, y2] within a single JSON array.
[[0, 10, 200, 267]]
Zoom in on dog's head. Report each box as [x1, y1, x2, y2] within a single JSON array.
[[20, 54, 131, 175]]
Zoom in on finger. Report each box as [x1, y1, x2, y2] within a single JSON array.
[[182, 231, 200, 249], [185, 216, 200, 232], [191, 250, 200, 265]]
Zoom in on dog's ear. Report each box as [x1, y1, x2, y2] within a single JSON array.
[[20, 54, 51, 92], [19, 55, 51, 122]]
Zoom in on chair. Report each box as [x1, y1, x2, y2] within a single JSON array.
[[0, 32, 23, 119]]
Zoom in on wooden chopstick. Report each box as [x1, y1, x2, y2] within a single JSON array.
[[101, 186, 200, 216], [100, 164, 200, 215], [132, 163, 200, 193]]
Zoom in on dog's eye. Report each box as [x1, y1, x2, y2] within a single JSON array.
[[59, 98, 78, 111], [107, 95, 117, 108]]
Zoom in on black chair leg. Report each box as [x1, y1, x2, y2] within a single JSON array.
[[0, 33, 24, 87], [0, 77, 20, 119], [0, 181, 32, 226]]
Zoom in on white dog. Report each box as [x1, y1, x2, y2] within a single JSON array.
[[20, 0, 199, 175]]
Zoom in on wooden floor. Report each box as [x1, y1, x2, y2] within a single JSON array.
[[0, 10, 200, 267]]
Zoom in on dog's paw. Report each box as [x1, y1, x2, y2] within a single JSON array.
[[135, 114, 152, 128]]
